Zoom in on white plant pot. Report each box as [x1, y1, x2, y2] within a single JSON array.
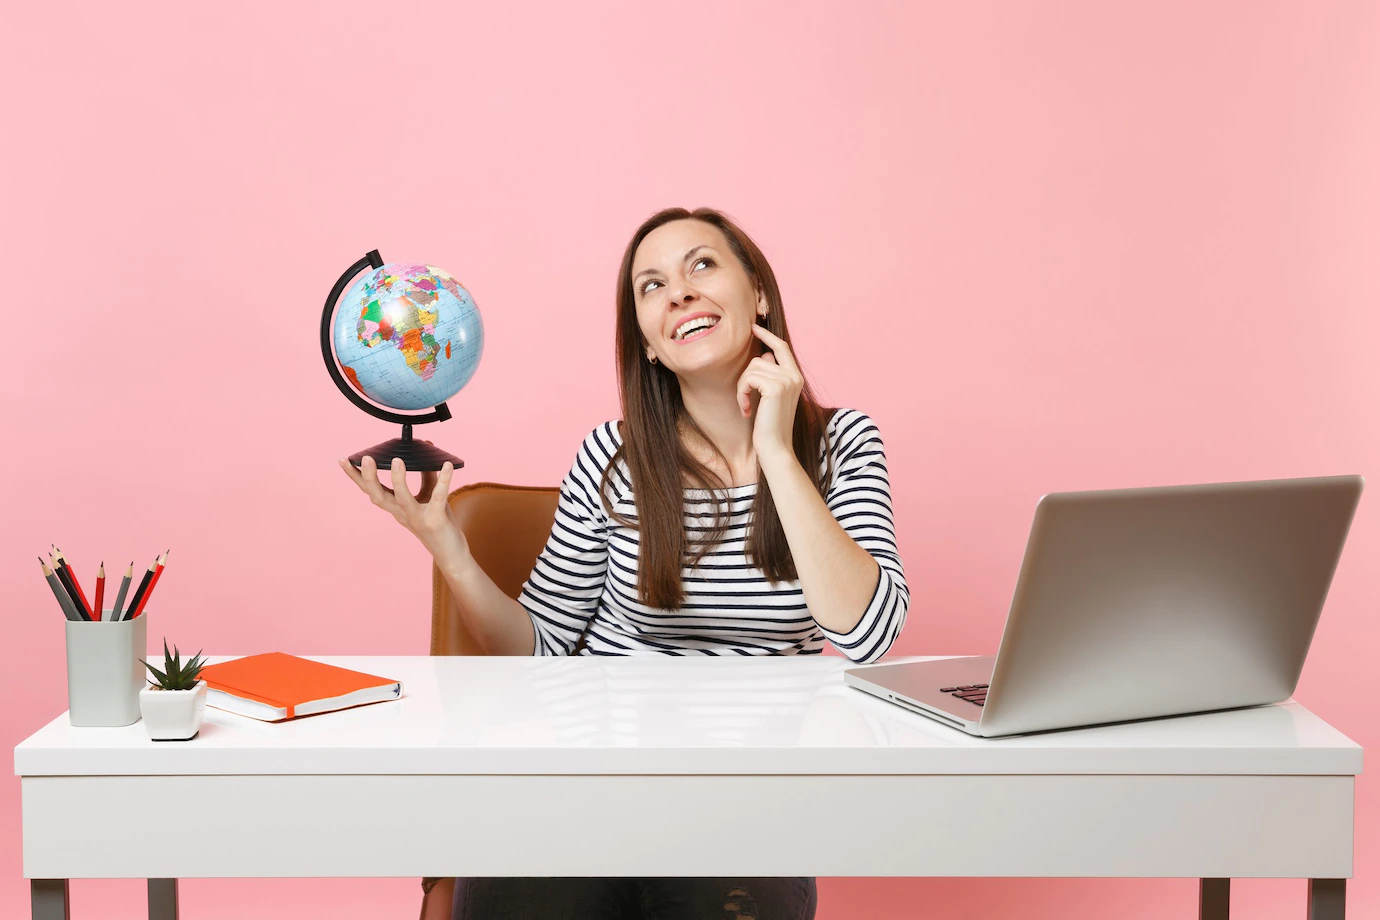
[[140, 680, 207, 741]]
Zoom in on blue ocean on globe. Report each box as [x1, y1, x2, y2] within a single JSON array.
[[332, 262, 484, 411]]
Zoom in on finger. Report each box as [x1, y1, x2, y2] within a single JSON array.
[[737, 370, 765, 417], [340, 458, 383, 498], [363, 455, 397, 497], [338, 458, 364, 486], [736, 366, 754, 416], [390, 458, 421, 512], [357, 456, 400, 509], [741, 369, 789, 401], [750, 324, 800, 375], [745, 358, 788, 387], [429, 461, 455, 503]]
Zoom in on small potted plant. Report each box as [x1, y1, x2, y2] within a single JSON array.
[[139, 640, 208, 741]]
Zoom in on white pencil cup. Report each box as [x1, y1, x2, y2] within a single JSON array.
[[64, 612, 147, 727]]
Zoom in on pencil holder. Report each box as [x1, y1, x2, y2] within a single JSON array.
[[64, 612, 147, 727]]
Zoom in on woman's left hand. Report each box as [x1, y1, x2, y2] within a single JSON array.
[[738, 324, 803, 464]]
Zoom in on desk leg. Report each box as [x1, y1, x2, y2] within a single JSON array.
[[1199, 878, 1229, 920], [1308, 879, 1345, 920], [31, 880, 71, 920], [148, 879, 179, 920]]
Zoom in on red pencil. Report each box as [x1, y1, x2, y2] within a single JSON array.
[[93, 562, 106, 621], [132, 549, 169, 619]]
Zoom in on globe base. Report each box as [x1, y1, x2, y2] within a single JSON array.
[[349, 435, 464, 473]]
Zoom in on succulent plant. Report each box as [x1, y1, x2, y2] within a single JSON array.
[[141, 639, 207, 691]]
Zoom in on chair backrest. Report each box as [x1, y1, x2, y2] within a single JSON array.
[[430, 482, 560, 656]]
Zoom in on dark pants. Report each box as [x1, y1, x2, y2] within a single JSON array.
[[452, 876, 818, 920]]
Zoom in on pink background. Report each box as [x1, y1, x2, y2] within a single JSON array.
[[4, 1, 1377, 917]]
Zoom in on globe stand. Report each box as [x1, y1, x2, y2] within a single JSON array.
[[347, 423, 465, 473], [321, 250, 467, 473]]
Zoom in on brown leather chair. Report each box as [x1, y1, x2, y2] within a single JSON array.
[[419, 482, 561, 920]]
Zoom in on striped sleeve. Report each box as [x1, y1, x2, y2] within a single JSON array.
[[815, 410, 910, 663], [518, 425, 615, 656]]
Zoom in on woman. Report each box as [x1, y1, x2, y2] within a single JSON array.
[[340, 207, 910, 919]]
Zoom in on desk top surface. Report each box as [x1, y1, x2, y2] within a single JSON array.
[[13, 655, 1363, 777]]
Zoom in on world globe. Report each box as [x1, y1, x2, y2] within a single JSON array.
[[333, 262, 484, 411], [319, 251, 481, 471]]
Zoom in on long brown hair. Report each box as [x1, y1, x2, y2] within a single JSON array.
[[599, 207, 836, 609]]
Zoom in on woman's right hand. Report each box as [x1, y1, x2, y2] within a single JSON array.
[[338, 452, 470, 561]]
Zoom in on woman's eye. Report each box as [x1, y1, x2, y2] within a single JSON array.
[[639, 258, 712, 295]]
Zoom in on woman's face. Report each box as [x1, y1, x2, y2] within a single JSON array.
[[632, 219, 768, 379]]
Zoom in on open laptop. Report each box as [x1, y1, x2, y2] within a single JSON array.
[[844, 475, 1363, 737]]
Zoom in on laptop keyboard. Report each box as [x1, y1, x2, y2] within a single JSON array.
[[939, 683, 989, 706]]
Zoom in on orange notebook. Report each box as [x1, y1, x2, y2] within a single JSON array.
[[198, 652, 402, 722]]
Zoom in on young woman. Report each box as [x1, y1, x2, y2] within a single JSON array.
[[340, 207, 910, 919]]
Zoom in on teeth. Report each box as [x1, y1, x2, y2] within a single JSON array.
[[674, 317, 718, 340]]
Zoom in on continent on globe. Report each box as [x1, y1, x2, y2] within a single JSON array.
[[342, 365, 364, 394], [332, 263, 484, 412], [355, 275, 442, 378]]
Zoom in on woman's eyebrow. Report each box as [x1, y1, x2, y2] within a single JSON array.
[[633, 245, 715, 283]]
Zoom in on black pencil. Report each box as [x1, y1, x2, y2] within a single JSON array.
[[122, 558, 157, 621], [51, 554, 92, 621]]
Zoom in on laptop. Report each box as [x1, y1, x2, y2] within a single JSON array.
[[844, 475, 1363, 737]]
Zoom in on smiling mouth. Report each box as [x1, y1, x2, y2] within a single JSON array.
[[672, 317, 721, 343]]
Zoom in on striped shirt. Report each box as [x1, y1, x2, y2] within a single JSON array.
[[519, 408, 909, 662]]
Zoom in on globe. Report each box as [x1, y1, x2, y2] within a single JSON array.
[[319, 252, 481, 471], [332, 262, 484, 411]]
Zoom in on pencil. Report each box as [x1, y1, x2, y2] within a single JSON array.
[[93, 562, 105, 622], [131, 549, 169, 619], [110, 562, 134, 621], [52, 545, 94, 620], [124, 558, 156, 621], [40, 557, 83, 621], [50, 551, 92, 621]]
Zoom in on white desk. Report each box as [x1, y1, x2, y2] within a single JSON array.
[[15, 655, 1361, 920]]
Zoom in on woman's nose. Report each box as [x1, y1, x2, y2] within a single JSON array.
[[670, 284, 697, 306]]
